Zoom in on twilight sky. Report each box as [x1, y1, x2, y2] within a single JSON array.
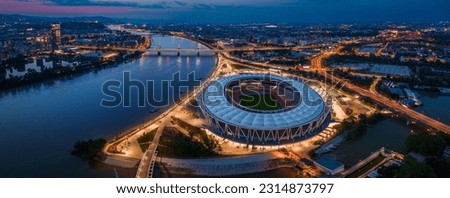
[[0, 0, 449, 23]]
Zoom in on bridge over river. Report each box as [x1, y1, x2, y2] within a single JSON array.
[[64, 45, 309, 56]]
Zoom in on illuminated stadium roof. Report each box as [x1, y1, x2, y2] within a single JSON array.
[[201, 73, 326, 131]]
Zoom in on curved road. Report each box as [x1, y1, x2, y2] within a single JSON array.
[[310, 51, 450, 134], [220, 46, 450, 134]]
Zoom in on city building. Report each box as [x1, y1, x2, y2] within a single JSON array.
[[50, 23, 61, 53], [313, 156, 345, 175]]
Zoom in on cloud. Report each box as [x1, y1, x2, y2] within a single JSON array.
[[1, 0, 449, 22], [43, 0, 296, 9], [0, 0, 132, 15]]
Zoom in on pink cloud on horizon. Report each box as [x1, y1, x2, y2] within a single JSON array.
[[0, 0, 133, 15]]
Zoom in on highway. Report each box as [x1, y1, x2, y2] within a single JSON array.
[[220, 45, 450, 134], [309, 50, 450, 134], [108, 40, 450, 179]]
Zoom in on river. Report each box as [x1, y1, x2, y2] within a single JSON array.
[[324, 118, 412, 168], [0, 35, 217, 177], [414, 93, 450, 126], [1, 35, 448, 177], [323, 91, 450, 168]]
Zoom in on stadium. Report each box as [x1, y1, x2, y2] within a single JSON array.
[[197, 72, 331, 145]]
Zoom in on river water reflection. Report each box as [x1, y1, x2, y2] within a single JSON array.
[[0, 35, 216, 177]]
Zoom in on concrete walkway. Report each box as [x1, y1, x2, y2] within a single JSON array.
[[159, 152, 292, 176], [102, 125, 159, 168], [136, 120, 168, 178], [104, 155, 140, 168]]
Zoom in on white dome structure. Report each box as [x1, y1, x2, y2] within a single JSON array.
[[197, 72, 330, 145]]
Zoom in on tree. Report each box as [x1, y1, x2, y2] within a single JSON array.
[[404, 133, 446, 156], [428, 158, 450, 178], [71, 139, 107, 161], [345, 108, 353, 115], [397, 156, 433, 178], [358, 113, 367, 121], [378, 164, 400, 178]]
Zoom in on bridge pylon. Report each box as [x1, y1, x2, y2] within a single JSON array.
[[157, 45, 161, 56]]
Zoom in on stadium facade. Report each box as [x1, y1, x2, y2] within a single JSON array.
[[197, 72, 330, 145]]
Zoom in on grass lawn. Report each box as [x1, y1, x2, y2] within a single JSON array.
[[158, 127, 217, 158], [231, 64, 248, 70], [240, 94, 282, 111], [137, 128, 157, 152]]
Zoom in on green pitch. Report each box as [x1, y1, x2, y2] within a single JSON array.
[[240, 94, 282, 111]]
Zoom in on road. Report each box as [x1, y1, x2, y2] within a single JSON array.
[[136, 55, 230, 178], [107, 40, 450, 178], [309, 50, 450, 134], [369, 76, 381, 94], [376, 42, 389, 57], [158, 152, 291, 176], [135, 120, 167, 178], [65, 45, 293, 53], [221, 45, 450, 134]]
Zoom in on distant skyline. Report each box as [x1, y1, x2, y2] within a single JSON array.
[[1, 0, 450, 23]]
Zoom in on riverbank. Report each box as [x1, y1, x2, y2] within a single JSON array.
[[323, 118, 412, 168], [154, 166, 301, 178], [0, 35, 217, 177], [154, 152, 292, 177], [0, 52, 143, 90], [100, 35, 221, 172]]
